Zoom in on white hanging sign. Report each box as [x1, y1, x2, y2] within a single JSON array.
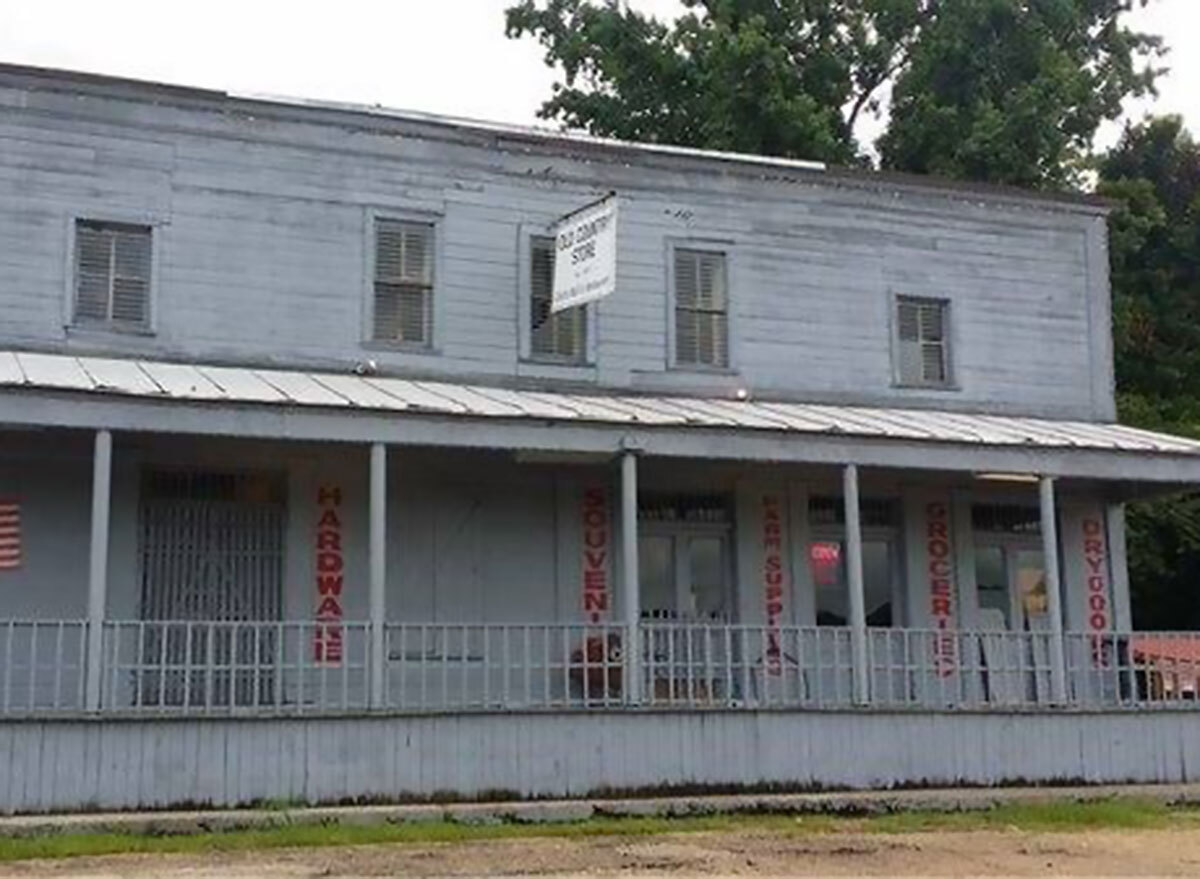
[[551, 193, 618, 313]]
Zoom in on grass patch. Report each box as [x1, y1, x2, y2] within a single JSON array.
[[862, 798, 1194, 833], [0, 798, 1196, 862]]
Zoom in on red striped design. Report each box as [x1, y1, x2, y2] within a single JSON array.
[[0, 500, 20, 570]]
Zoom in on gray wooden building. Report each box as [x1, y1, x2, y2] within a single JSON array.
[[3, 64, 1200, 813]]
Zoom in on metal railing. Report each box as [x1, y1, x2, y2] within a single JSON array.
[[102, 620, 370, 713], [864, 627, 1059, 708], [5, 620, 1200, 716], [640, 624, 855, 708], [1066, 631, 1200, 708], [0, 620, 87, 714], [383, 622, 625, 710]]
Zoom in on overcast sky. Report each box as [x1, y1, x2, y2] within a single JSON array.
[[1, 0, 1196, 155]]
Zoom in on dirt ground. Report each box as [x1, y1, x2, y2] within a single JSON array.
[[4, 826, 1200, 878]]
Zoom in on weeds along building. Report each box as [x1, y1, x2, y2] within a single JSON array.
[[2, 64, 1200, 812]]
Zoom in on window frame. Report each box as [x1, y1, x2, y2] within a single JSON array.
[[517, 225, 596, 368], [362, 207, 444, 353], [665, 239, 737, 372], [64, 214, 161, 336], [891, 294, 956, 390]]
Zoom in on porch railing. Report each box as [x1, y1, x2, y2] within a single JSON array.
[[640, 624, 856, 708], [0, 620, 87, 713], [383, 622, 625, 710], [4, 621, 1200, 715], [101, 620, 371, 713]]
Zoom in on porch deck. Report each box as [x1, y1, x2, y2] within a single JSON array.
[[2, 620, 1194, 716]]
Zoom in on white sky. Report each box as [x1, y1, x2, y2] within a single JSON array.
[[0, 0, 1196, 155]]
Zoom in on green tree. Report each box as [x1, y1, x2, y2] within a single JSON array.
[[879, 0, 1162, 188], [505, 0, 928, 164], [1098, 117, 1200, 627], [506, 0, 1161, 185]]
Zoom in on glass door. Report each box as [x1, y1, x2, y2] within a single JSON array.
[[638, 531, 731, 622]]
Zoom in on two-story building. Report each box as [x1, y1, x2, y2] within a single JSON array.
[[3, 64, 1200, 813]]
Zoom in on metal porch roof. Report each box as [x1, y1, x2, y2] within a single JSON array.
[[1, 350, 1198, 459]]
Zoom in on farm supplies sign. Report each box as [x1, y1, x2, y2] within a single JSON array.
[[551, 194, 618, 313]]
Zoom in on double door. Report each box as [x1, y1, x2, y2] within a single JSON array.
[[639, 527, 732, 622], [973, 540, 1052, 702]]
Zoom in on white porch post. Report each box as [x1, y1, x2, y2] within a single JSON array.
[[84, 429, 112, 712], [369, 442, 387, 708], [620, 450, 641, 705], [1039, 475, 1068, 703], [843, 463, 869, 704]]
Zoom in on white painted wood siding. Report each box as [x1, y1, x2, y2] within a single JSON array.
[[0, 72, 1112, 422], [2, 709, 1196, 813]]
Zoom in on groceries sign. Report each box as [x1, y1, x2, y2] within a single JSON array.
[[551, 194, 618, 313]]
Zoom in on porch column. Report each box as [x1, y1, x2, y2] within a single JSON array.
[[620, 450, 641, 704], [369, 442, 387, 708], [84, 429, 112, 712], [843, 463, 869, 704], [1039, 476, 1068, 703]]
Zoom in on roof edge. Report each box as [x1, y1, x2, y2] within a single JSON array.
[[0, 62, 1110, 215]]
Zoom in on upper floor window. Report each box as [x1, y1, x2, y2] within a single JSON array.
[[895, 295, 951, 387], [529, 236, 588, 363], [73, 220, 152, 330], [372, 218, 434, 346], [674, 248, 728, 368]]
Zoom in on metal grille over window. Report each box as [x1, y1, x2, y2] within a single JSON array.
[[136, 471, 286, 708], [675, 249, 728, 368], [972, 504, 1042, 535], [74, 220, 151, 328], [530, 236, 587, 362], [809, 496, 899, 529], [897, 297, 949, 386], [373, 219, 434, 345]]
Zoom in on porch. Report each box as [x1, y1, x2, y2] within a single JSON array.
[[6, 352, 1200, 809]]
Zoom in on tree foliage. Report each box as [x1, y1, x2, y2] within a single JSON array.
[[506, 0, 1162, 186], [1098, 117, 1200, 627], [880, 0, 1161, 187]]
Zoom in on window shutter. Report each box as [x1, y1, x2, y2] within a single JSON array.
[[374, 219, 434, 344], [529, 236, 587, 362], [896, 297, 949, 386], [674, 249, 728, 367], [111, 227, 152, 324], [74, 221, 152, 327], [74, 225, 113, 321]]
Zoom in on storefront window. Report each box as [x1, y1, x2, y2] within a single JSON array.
[[810, 539, 894, 627]]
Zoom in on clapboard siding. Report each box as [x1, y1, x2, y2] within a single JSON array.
[[2, 710, 1198, 813], [0, 70, 1113, 419]]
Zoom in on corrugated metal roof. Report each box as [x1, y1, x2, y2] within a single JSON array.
[[1, 350, 1198, 457]]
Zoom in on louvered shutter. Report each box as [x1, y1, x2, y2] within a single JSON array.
[[529, 236, 587, 362], [897, 297, 949, 385], [373, 219, 434, 344], [674, 249, 728, 367], [74, 221, 151, 327]]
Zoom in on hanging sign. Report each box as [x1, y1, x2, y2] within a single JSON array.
[[551, 193, 618, 313], [0, 499, 20, 570], [581, 487, 610, 623], [761, 495, 786, 675], [925, 501, 956, 676], [1081, 516, 1111, 667], [313, 484, 344, 664]]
